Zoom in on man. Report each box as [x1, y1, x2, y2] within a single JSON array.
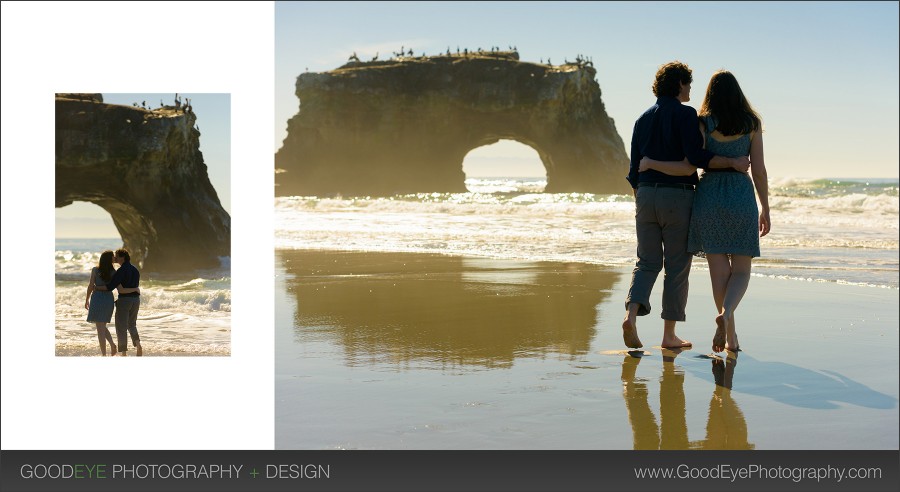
[[623, 61, 750, 349], [96, 248, 143, 356]]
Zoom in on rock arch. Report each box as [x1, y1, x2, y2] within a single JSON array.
[[55, 94, 230, 272], [275, 52, 631, 196]]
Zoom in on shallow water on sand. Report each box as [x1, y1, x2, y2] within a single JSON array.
[[274, 250, 899, 450]]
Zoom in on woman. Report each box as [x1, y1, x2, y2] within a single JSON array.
[[640, 70, 770, 353], [85, 250, 139, 356]]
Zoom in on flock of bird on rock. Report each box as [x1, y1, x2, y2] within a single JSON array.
[[316, 45, 594, 70], [131, 93, 193, 114]]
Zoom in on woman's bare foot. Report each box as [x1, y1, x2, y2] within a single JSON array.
[[713, 314, 727, 352], [661, 335, 692, 349], [110, 344, 117, 357], [725, 330, 740, 352], [722, 350, 738, 388], [622, 318, 643, 348], [620, 353, 641, 382]]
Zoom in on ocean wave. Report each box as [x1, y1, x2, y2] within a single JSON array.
[[761, 236, 899, 250], [55, 250, 99, 275], [56, 284, 231, 313], [276, 195, 636, 220], [769, 177, 898, 198], [274, 176, 898, 289], [770, 193, 898, 226], [747, 272, 897, 290], [170, 278, 209, 290], [276, 188, 897, 229], [54, 243, 232, 279]]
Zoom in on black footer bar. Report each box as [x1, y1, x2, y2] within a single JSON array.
[[2, 450, 898, 492]]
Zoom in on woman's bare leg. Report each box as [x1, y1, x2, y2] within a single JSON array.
[[727, 316, 738, 352], [104, 326, 117, 356], [706, 254, 731, 352], [96, 323, 108, 356], [721, 255, 752, 350]]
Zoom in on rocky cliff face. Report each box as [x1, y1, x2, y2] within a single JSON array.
[[56, 94, 230, 272], [275, 51, 630, 196]]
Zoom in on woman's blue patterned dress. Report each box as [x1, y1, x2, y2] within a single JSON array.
[[86, 267, 115, 323], [687, 116, 760, 258]]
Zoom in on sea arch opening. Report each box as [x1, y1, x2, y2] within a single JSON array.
[[55, 196, 154, 270], [55, 201, 124, 274], [461, 139, 547, 192], [55, 201, 121, 241]]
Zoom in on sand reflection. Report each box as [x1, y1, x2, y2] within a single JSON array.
[[280, 250, 620, 369], [621, 349, 754, 450]]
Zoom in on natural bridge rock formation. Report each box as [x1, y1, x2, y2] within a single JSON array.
[[275, 51, 631, 196], [56, 94, 230, 272]]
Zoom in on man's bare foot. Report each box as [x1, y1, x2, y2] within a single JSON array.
[[713, 314, 727, 352], [136, 344, 143, 357], [660, 347, 684, 363], [661, 336, 692, 349], [622, 318, 643, 348]]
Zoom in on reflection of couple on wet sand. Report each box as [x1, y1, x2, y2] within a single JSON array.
[[84, 248, 143, 356], [622, 61, 770, 354], [622, 349, 752, 450]]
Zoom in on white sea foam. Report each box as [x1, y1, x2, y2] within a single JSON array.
[[770, 194, 899, 229], [275, 177, 899, 289]]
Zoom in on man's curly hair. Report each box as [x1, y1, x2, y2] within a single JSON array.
[[652, 61, 693, 98]]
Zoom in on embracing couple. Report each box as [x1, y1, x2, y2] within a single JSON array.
[[623, 61, 770, 354], [84, 248, 143, 356]]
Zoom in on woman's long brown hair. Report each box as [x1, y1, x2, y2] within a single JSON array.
[[699, 70, 762, 136], [97, 250, 115, 283]]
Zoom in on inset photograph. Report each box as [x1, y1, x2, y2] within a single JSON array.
[[55, 93, 231, 356]]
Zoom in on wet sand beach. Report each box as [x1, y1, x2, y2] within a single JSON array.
[[275, 249, 898, 450]]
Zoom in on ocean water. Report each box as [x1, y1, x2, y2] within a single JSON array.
[[55, 238, 231, 356], [275, 177, 899, 289]]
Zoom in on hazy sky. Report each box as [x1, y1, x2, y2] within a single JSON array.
[[55, 93, 231, 236], [275, 1, 899, 179]]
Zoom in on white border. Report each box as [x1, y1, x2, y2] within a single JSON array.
[[1, 1, 274, 449]]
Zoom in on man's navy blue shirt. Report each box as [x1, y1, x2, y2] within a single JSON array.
[[106, 259, 140, 297], [626, 96, 716, 189]]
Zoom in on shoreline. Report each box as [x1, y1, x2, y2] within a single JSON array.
[[273, 246, 899, 291]]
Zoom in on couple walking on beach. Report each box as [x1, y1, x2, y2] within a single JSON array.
[[623, 61, 770, 353], [85, 248, 143, 356]]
